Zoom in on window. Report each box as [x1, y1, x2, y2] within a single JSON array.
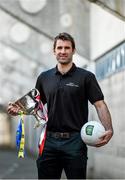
[[96, 41, 125, 80]]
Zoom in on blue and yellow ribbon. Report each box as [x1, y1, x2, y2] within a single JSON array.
[[16, 112, 25, 158]]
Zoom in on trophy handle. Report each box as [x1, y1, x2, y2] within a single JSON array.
[[14, 88, 40, 114], [13, 88, 48, 128]]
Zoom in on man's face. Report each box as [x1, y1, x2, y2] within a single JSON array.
[[54, 40, 75, 65]]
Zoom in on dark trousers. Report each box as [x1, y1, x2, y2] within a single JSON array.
[[36, 132, 87, 179]]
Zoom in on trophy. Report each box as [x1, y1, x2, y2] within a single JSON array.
[[14, 88, 48, 128]]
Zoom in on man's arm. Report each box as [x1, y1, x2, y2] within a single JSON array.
[[94, 100, 113, 147]]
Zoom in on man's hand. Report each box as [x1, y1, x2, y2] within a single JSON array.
[[95, 129, 113, 147], [94, 100, 113, 147], [7, 102, 21, 116]]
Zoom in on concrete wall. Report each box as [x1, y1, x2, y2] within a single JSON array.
[[0, 112, 11, 146], [90, 3, 125, 60], [87, 69, 125, 179]]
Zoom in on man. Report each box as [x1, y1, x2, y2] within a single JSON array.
[[8, 32, 113, 179]]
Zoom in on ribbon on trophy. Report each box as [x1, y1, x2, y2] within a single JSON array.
[[14, 88, 48, 158], [16, 112, 25, 158], [33, 94, 48, 155]]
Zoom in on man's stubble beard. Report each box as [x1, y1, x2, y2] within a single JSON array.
[[57, 57, 73, 65]]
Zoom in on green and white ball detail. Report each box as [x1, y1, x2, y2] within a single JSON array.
[[80, 121, 105, 146]]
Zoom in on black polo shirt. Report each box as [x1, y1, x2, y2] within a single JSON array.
[[35, 63, 104, 132]]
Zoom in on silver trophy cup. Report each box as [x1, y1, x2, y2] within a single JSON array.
[[14, 88, 48, 128]]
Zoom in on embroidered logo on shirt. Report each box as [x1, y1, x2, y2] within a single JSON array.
[[66, 82, 79, 88]]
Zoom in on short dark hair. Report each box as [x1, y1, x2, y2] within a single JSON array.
[[53, 32, 75, 50]]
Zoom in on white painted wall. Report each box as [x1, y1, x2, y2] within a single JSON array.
[[90, 3, 125, 60]]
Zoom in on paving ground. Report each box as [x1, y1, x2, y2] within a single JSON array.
[[0, 147, 66, 179], [0, 148, 37, 179]]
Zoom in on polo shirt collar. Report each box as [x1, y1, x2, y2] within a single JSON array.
[[54, 63, 77, 76]]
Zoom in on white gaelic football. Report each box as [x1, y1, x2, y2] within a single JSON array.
[[80, 121, 105, 146]]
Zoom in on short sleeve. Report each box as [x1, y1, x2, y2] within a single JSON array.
[[35, 75, 47, 104], [85, 72, 104, 104]]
